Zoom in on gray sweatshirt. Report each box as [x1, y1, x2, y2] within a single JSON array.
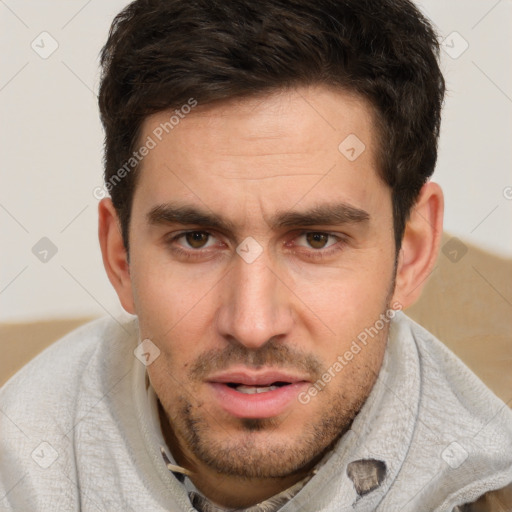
[[1, 312, 511, 511]]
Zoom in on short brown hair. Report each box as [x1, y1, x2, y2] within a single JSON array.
[[98, 0, 445, 255]]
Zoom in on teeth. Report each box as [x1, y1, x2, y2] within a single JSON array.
[[235, 385, 279, 394]]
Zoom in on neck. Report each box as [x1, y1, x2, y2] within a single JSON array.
[[158, 403, 321, 508]]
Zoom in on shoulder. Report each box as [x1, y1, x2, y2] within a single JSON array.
[[396, 312, 512, 433], [391, 313, 512, 508], [0, 315, 139, 509], [1, 315, 136, 402], [0, 315, 139, 428], [0, 317, 137, 435]]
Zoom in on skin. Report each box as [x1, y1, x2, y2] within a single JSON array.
[[98, 85, 443, 507]]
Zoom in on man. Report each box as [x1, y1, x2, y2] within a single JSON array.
[[1, 0, 511, 510]]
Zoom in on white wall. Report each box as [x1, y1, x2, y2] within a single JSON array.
[[418, 0, 512, 258], [1, 0, 511, 322]]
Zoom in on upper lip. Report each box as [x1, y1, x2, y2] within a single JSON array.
[[207, 368, 310, 386]]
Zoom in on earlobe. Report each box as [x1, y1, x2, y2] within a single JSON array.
[[97, 198, 136, 314], [392, 182, 444, 309]]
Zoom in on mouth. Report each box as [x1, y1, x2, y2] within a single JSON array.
[[225, 381, 291, 394], [206, 369, 310, 419]]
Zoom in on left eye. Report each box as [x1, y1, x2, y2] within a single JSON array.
[[180, 231, 215, 249], [296, 232, 338, 249]]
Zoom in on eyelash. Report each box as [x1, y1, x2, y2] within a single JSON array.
[[290, 233, 346, 261], [165, 231, 220, 261], [165, 230, 347, 261]]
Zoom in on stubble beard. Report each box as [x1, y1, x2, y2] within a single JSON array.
[[158, 258, 398, 479], [161, 324, 389, 479]]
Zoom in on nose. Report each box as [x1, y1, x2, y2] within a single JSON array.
[[216, 253, 294, 350]]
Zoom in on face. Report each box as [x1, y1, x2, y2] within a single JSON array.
[[127, 85, 397, 478]]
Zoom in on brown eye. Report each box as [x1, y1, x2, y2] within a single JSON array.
[[185, 231, 210, 249], [306, 232, 329, 249]]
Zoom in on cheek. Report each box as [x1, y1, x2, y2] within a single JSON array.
[[137, 271, 217, 406], [130, 249, 220, 337], [291, 257, 394, 333], [130, 268, 225, 404]]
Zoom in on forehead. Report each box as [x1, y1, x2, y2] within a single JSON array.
[[132, 85, 387, 226]]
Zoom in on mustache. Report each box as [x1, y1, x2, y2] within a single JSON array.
[[188, 340, 324, 381]]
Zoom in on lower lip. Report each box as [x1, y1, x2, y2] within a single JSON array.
[[207, 382, 309, 419]]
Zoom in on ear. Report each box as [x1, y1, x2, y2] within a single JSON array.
[[98, 198, 136, 314], [391, 182, 444, 309]]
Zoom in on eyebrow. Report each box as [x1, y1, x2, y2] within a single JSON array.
[[273, 203, 370, 228], [146, 202, 370, 232], [147, 204, 236, 232]]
